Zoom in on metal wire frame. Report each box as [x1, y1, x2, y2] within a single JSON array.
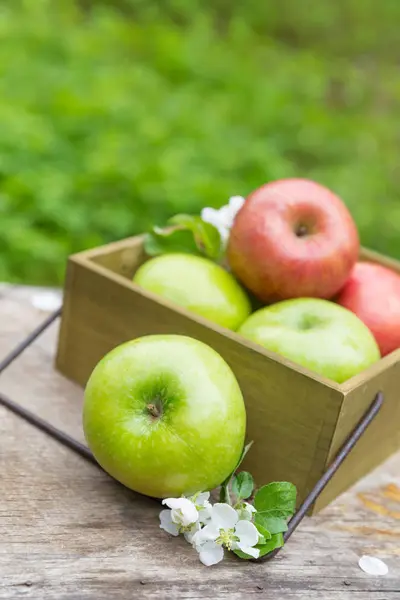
[[0, 308, 384, 561]]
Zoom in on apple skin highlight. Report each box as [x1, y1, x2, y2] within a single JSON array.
[[228, 178, 359, 303], [83, 335, 246, 498]]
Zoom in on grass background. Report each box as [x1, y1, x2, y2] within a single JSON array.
[[1, 0, 399, 285]]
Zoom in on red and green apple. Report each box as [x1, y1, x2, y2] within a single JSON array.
[[228, 178, 359, 303], [336, 262, 400, 357]]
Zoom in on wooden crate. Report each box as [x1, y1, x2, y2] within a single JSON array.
[[56, 237, 400, 513]]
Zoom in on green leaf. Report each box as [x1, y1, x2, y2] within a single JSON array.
[[144, 227, 200, 256], [168, 214, 223, 260], [257, 533, 284, 558], [231, 471, 254, 500], [233, 533, 284, 560], [255, 522, 272, 540], [254, 482, 297, 519], [254, 513, 288, 535], [258, 534, 266, 545]]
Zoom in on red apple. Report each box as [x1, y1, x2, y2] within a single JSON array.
[[336, 262, 400, 357], [228, 178, 359, 302]]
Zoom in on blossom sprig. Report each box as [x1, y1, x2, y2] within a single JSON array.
[[144, 195, 245, 262], [159, 443, 297, 566]]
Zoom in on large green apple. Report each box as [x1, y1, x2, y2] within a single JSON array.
[[83, 335, 246, 498], [133, 253, 251, 330], [238, 298, 380, 383]]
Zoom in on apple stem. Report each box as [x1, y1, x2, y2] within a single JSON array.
[[147, 403, 161, 418], [295, 224, 309, 237]]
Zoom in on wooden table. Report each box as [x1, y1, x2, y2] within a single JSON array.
[[1, 284, 399, 599]]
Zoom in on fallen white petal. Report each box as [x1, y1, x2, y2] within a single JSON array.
[[198, 541, 224, 566], [211, 503, 239, 530], [358, 555, 388, 576], [235, 520, 259, 547], [159, 510, 179, 536], [31, 292, 62, 312]]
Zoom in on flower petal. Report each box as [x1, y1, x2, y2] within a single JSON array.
[[163, 498, 198, 526], [211, 503, 239, 530], [192, 523, 220, 548], [358, 555, 389, 576], [235, 520, 259, 547], [218, 205, 235, 228], [236, 544, 260, 559], [196, 492, 210, 506], [159, 510, 179, 536], [198, 500, 213, 525], [198, 541, 224, 566], [162, 497, 189, 511], [228, 195, 246, 214], [184, 522, 201, 544], [236, 502, 257, 521], [201, 207, 221, 227]]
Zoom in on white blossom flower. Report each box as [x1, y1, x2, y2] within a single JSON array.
[[183, 521, 201, 544], [159, 492, 212, 537], [201, 195, 245, 243], [236, 502, 257, 521], [192, 492, 213, 525], [159, 497, 199, 536], [159, 509, 180, 536], [192, 503, 260, 565]]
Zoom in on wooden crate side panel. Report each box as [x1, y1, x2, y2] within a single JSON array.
[[313, 355, 400, 512], [89, 237, 146, 279], [56, 259, 343, 506], [55, 257, 77, 373]]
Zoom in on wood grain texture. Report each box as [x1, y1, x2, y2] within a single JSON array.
[[1, 285, 400, 598], [56, 255, 343, 510]]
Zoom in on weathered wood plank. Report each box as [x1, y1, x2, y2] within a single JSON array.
[[1, 284, 399, 599]]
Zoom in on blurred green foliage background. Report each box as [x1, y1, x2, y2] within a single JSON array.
[[1, 0, 399, 285]]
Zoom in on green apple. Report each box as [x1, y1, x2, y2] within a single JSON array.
[[83, 335, 246, 498], [238, 298, 380, 383], [133, 253, 251, 330]]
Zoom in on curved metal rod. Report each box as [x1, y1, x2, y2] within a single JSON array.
[[259, 390, 384, 562], [0, 391, 96, 464], [0, 308, 384, 563], [0, 308, 62, 374]]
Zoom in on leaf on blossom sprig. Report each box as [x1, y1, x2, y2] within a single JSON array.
[[231, 471, 254, 500], [253, 481, 297, 535], [254, 521, 272, 540], [144, 214, 223, 261], [234, 532, 284, 560], [219, 441, 253, 503]]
